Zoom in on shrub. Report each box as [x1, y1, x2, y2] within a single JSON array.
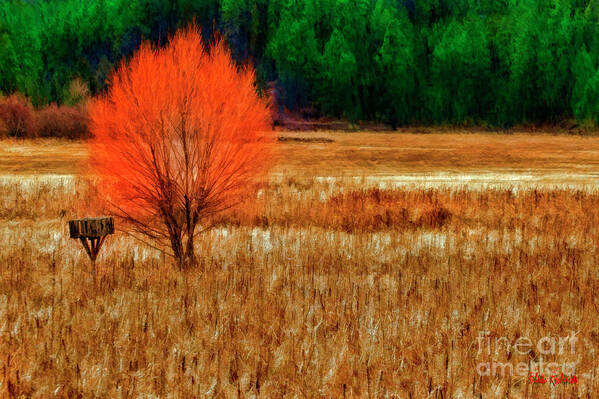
[[35, 104, 89, 139], [63, 78, 90, 106], [0, 94, 35, 138]]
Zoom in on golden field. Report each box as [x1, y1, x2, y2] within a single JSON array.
[[2, 131, 599, 398]]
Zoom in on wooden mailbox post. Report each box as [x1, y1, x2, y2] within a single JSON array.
[[68, 217, 114, 280]]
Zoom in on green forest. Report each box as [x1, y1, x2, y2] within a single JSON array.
[[2, 0, 599, 127]]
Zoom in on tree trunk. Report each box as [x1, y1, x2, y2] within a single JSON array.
[[169, 232, 185, 270], [183, 233, 196, 269], [171, 224, 196, 269], [181, 216, 197, 268]]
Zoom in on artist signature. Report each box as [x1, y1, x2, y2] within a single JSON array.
[[528, 373, 578, 385]]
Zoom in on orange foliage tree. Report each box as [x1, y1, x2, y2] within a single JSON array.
[[88, 26, 273, 268]]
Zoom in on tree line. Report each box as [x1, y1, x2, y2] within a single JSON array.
[[2, 0, 599, 127]]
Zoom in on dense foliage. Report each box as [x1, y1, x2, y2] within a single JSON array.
[[2, 0, 599, 126], [88, 26, 273, 268]]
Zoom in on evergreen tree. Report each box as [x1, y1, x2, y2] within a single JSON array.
[[321, 28, 358, 119], [375, 12, 417, 126], [428, 14, 491, 123], [1, 0, 599, 126]]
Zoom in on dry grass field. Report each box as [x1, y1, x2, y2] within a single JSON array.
[[2, 131, 599, 397]]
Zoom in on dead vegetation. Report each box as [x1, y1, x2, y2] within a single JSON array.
[[6, 131, 599, 178], [1, 172, 599, 397]]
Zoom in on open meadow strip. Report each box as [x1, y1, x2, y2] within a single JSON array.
[[5, 132, 599, 188], [1, 133, 599, 396]]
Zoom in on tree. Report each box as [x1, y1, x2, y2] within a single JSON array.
[[375, 13, 417, 127], [428, 14, 491, 123], [265, 5, 321, 110], [320, 28, 357, 119], [88, 25, 273, 269], [572, 47, 599, 122]]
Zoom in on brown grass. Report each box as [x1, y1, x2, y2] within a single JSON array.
[[4, 131, 599, 179], [1, 133, 599, 397], [0, 139, 86, 175], [270, 131, 599, 177]]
